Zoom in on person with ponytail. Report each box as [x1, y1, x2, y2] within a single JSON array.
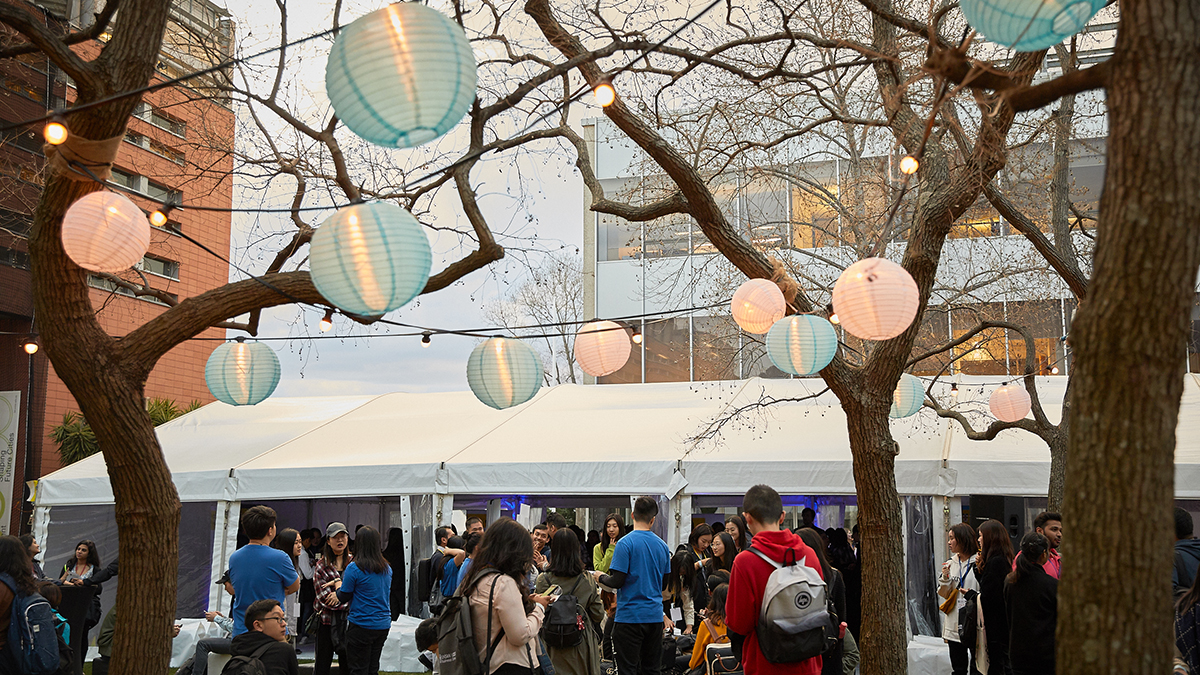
[[1005, 532, 1057, 675]]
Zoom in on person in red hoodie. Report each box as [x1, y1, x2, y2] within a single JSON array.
[[726, 484, 824, 675]]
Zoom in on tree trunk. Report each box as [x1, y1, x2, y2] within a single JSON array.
[[1046, 430, 1067, 515], [842, 396, 907, 675], [1057, 2, 1200, 673]]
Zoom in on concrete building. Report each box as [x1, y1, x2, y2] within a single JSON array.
[[0, 0, 234, 533]]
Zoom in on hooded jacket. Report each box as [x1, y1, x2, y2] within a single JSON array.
[[1176, 538, 1200, 595], [725, 528, 823, 675]]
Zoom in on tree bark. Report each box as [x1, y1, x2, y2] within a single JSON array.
[[1046, 429, 1067, 515], [1057, 1, 1200, 673]]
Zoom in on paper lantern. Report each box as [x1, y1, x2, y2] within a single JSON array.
[[990, 384, 1032, 422], [205, 341, 280, 406], [961, 0, 1104, 51], [832, 257, 919, 341], [890, 373, 925, 418], [326, 3, 476, 148], [309, 202, 432, 317], [732, 279, 787, 334], [766, 315, 838, 376], [61, 191, 150, 273], [467, 338, 543, 409], [575, 321, 631, 377]]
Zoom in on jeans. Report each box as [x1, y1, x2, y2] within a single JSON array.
[[192, 637, 233, 675], [315, 622, 346, 675], [948, 638, 980, 675], [344, 622, 389, 675], [613, 622, 663, 675]]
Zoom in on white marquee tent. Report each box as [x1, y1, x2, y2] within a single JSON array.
[[31, 375, 1200, 667]]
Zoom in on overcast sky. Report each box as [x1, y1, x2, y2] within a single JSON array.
[[222, 0, 587, 396]]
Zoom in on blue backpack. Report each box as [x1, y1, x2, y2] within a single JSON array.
[[0, 573, 60, 675]]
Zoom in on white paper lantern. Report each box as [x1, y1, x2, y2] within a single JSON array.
[[574, 321, 631, 377], [309, 202, 432, 317], [766, 315, 838, 376], [890, 373, 925, 418], [961, 0, 1105, 51], [326, 3, 477, 148], [467, 338, 543, 409], [731, 279, 787, 334], [990, 384, 1032, 422], [832, 257, 920, 341], [205, 340, 281, 406], [61, 191, 150, 273]]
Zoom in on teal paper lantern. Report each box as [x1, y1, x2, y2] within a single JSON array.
[[467, 338, 543, 409], [205, 340, 281, 406], [766, 315, 838, 376], [890, 373, 925, 419], [309, 202, 432, 317], [960, 0, 1104, 51], [326, 3, 477, 148]]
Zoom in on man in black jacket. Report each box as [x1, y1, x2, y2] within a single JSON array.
[[229, 599, 298, 675]]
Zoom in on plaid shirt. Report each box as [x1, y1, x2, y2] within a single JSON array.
[[312, 554, 353, 624]]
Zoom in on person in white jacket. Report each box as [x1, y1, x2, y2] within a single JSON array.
[[938, 522, 980, 675]]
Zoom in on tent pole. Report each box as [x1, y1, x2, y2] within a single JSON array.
[[211, 500, 240, 614]]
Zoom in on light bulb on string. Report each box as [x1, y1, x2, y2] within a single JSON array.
[[21, 338, 38, 355], [594, 78, 616, 107], [826, 303, 840, 325], [900, 155, 919, 175], [950, 383, 959, 397], [421, 332, 432, 348], [149, 210, 168, 228], [631, 325, 643, 344], [1051, 366, 1060, 374], [43, 115, 68, 146], [319, 309, 334, 333]]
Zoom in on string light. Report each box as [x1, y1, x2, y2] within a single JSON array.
[[43, 115, 67, 146], [319, 309, 334, 333], [899, 156, 919, 175], [632, 325, 643, 344], [1051, 366, 1060, 375], [826, 303, 839, 325], [21, 338, 37, 355], [421, 332, 432, 348], [950, 383, 959, 397], [593, 78, 616, 107]]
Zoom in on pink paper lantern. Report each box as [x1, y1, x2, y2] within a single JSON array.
[[61, 191, 151, 273], [832, 257, 919, 341], [989, 384, 1031, 422], [574, 320, 632, 377], [732, 279, 786, 334]]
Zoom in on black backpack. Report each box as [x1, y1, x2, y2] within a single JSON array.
[[220, 642, 273, 675], [436, 572, 504, 675], [542, 576, 587, 649], [427, 551, 449, 614]]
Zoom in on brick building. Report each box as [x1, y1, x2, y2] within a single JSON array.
[[0, 0, 234, 533]]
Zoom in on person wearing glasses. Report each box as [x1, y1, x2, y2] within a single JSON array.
[[230, 599, 299, 675]]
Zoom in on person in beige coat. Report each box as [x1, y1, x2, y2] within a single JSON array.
[[461, 518, 555, 675], [536, 530, 604, 675]]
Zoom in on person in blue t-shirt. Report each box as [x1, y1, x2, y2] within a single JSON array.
[[439, 535, 467, 597], [328, 526, 393, 675], [594, 496, 671, 675], [229, 506, 301, 636]]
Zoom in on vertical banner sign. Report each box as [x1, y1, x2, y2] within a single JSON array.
[[0, 392, 18, 535]]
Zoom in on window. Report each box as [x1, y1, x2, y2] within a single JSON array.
[[134, 103, 187, 137], [125, 132, 186, 165], [110, 168, 183, 203], [88, 274, 177, 306], [145, 180, 182, 203], [110, 168, 137, 191], [0, 246, 29, 270], [138, 255, 179, 280]]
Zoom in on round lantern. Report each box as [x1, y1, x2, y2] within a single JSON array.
[[205, 340, 281, 406], [961, 0, 1104, 51], [766, 315, 838, 376], [61, 191, 150, 273], [309, 202, 432, 317], [574, 321, 631, 377], [832, 257, 919, 341], [989, 383, 1032, 422], [890, 373, 925, 418], [731, 279, 787, 334], [326, 3, 477, 148], [467, 338, 543, 409]]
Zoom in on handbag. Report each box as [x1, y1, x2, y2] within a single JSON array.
[[329, 610, 348, 651], [705, 643, 740, 675], [938, 585, 959, 614]]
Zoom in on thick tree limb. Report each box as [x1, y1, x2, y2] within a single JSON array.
[[984, 182, 1088, 299], [924, 46, 1110, 112], [0, 2, 98, 93], [0, 0, 119, 59]]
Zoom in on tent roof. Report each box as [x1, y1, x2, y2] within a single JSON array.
[[35, 375, 1200, 505]]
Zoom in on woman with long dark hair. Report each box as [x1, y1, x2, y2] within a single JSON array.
[[272, 528, 302, 639], [686, 524, 713, 566], [827, 527, 861, 639], [328, 526, 392, 675], [382, 528, 406, 620], [665, 552, 699, 634], [584, 531, 601, 571], [592, 514, 622, 662], [938, 522, 979, 675], [723, 515, 749, 552], [687, 583, 729, 671], [703, 533, 737, 575], [0, 536, 36, 636], [60, 539, 102, 648], [1177, 564, 1200, 674], [798, 528, 845, 675], [313, 523, 352, 675], [1005, 532, 1056, 675], [462, 518, 552, 675], [536, 529, 603, 675], [976, 519, 1015, 675]]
